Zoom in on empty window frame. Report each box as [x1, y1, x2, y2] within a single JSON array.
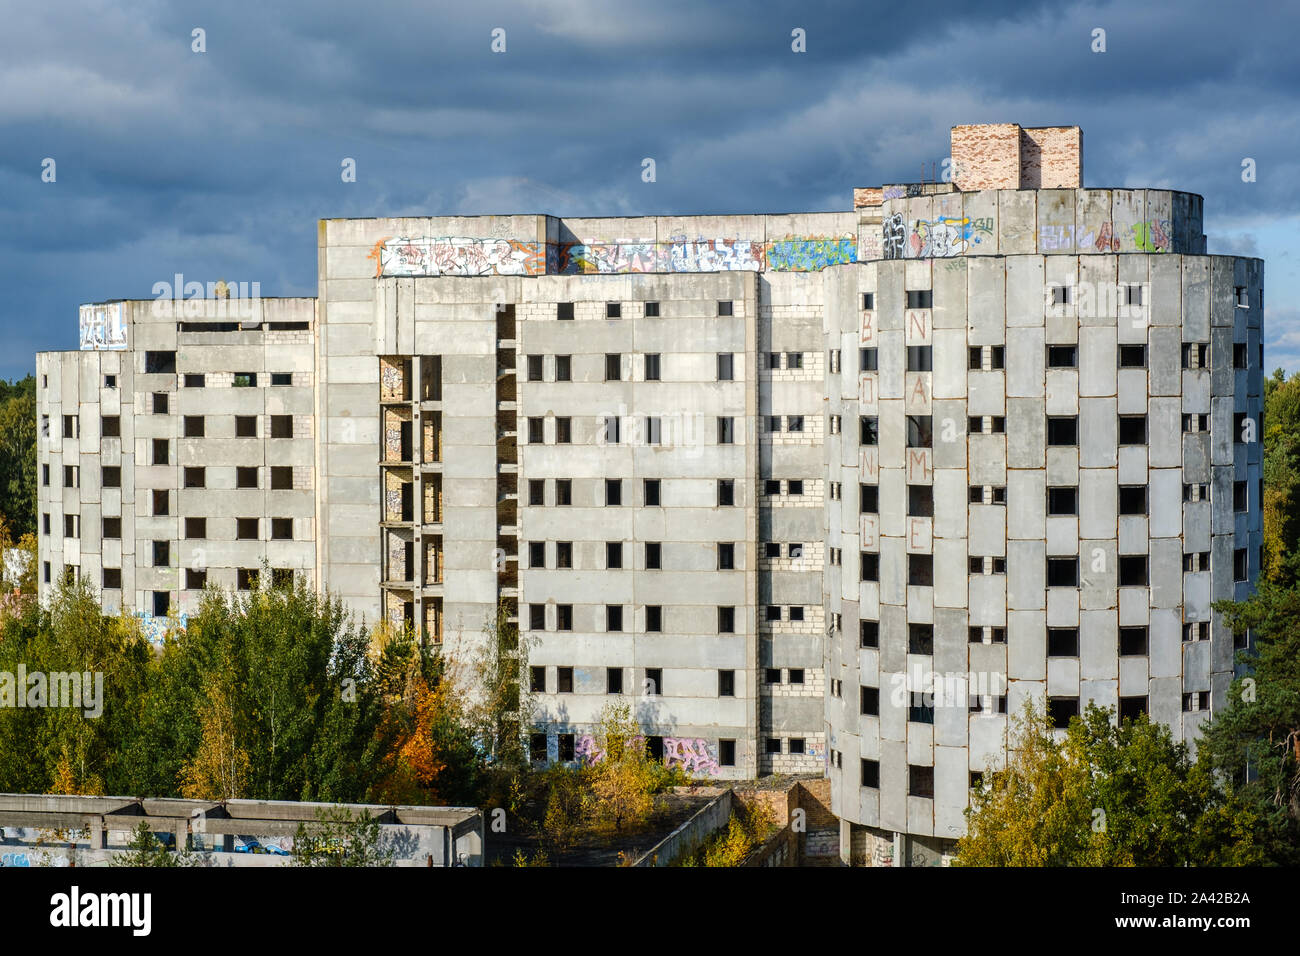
[[1046, 416, 1078, 445], [1118, 344, 1148, 368], [1046, 345, 1078, 368]]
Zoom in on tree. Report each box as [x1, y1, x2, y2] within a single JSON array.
[[1262, 369, 1300, 585], [955, 701, 1262, 866], [292, 807, 394, 867], [113, 822, 192, 867], [0, 376, 37, 539], [1201, 583, 1300, 864], [585, 702, 657, 832], [178, 666, 250, 800], [467, 599, 536, 771], [0, 577, 152, 796], [539, 765, 585, 853]]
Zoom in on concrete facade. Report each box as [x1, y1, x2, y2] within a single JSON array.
[[36, 124, 1262, 845], [36, 297, 317, 637]]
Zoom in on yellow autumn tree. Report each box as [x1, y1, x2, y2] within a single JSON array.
[[586, 702, 657, 832], [179, 675, 250, 800], [49, 738, 105, 797]]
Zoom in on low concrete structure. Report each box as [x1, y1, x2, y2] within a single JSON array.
[[0, 793, 482, 867]]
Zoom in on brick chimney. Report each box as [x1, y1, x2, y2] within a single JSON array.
[[950, 124, 1082, 191]]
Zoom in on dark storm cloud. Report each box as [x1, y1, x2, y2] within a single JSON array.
[[0, 0, 1296, 378]]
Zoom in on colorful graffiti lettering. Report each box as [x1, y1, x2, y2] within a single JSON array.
[[663, 737, 719, 776], [373, 237, 547, 278], [882, 214, 907, 260], [1131, 219, 1172, 253], [881, 185, 906, 200], [909, 217, 982, 257], [0, 852, 30, 867], [557, 236, 853, 274], [374, 235, 866, 276], [764, 237, 856, 271], [668, 237, 763, 272], [557, 240, 664, 274]]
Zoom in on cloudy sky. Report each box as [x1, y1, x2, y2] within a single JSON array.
[[1, 0, 1296, 380]]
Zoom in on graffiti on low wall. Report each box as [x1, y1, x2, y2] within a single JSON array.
[[764, 236, 856, 271], [669, 237, 763, 272], [359, 235, 862, 276], [1130, 219, 1173, 253], [371, 237, 547, 277], [78, 302, 127, 351], [907, 216, 993, 258], [557, 240, 661, 274], [882, 214, 907, 259]]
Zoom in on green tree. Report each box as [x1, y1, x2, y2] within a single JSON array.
[[956, 701, 1262, 866], [468, 599, 536, 771], [1262, 369, 1300, 585], [292, 807, 394, 867], [1201, 583, 1300, 864], [0, 577, 152, 796], [113, 821, 194, 867], [0, 375, 37, 539]]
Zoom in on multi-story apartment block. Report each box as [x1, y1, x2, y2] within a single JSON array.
[[37, 123, 1262, 862], [37, 297, 317, 635]]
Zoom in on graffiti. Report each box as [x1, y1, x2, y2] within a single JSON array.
[[557, 236, 852, 274], [668, 237, 762, 272], [858, 229, 882, 262], [372, 237, 547, 278], [764, 236, 856, 271], [882, 185, 906, 200], [1, 852, 30, 867], [558, 240, 661, 274], [664, 737, 719, 776], [372, 234, 866, 276], [910, 218, 966, 257], [387, 535, 406, 580], [574, 734, 650, 765], [78, 303, 126, 351], [1131, 219, 1172, 253], [385, 488, 402, 520], [1095, 221, 1120, 252], [132, 611, 187, 646], [882, 214, 907, 259], [1039, 224, 1079, 251], [380, 364, 403, 397]]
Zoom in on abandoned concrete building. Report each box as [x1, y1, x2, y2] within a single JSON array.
[[35, 123, 1263, 865]]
